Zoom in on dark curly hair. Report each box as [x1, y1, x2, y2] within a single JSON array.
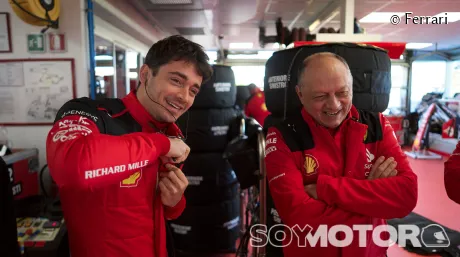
[[144, 35, 213, 83]]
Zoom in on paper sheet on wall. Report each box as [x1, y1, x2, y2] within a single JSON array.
[[0, 60, 74, 124], [0, 14, 10, 52]]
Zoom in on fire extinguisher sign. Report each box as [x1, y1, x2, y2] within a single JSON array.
[[48, 33, 67, 53]]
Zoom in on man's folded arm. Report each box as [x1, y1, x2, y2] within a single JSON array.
[[264, 128, 365, 233], [316, 114, 418, 219], [47, 100, 171, 190]]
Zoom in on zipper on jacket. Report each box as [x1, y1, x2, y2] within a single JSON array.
[[153, 171, 159, 256]]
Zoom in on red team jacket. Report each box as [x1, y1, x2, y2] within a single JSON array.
[[444, 142, 460, 204], [264, 106, 418, 257], [46, 91, 185, 257], [244, 88, 270, 126]]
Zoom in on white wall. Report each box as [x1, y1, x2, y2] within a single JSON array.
[[0, 0, 89, 167], [445, 60, 460, 98]]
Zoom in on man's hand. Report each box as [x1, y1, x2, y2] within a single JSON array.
[[304, 184, 318, 199], [159, 164, 188, 207], [165, 138, 190, 163], [368, 156, 398, 180]]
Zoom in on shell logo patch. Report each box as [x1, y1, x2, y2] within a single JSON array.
[[261, 103, 267, 111], [120, 170, 142, 188], [304, 154, 318, 175]]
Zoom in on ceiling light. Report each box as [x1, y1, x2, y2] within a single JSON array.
[[433, 12, 460, 23], [406, 43, 433, 49], [309, 19, 321, 31], [227, 51, 274, 60], [229, 42, 253, 49], [359, 12, 405, 23], [150, 0, 192, 4]]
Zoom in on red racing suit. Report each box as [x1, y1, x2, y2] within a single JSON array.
[[244, 88, 270, 126], [46, 90, 186, 257], [444, 141, 460, 204], [264, 106, 418, 257]]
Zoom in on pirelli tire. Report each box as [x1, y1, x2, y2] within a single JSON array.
[[169, 196, 240, 253], [177, 107, 239, 152], [192, 65, 237, 109], [236, 85, 251, 109], [182, 152, 238, 205], [264, 43, 391, 116]]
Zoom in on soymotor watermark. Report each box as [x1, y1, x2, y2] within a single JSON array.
[[250, 224, 450, 248]]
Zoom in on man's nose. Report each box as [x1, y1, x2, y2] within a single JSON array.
[[326, 96, 341, 109], [177, 87, 189, 104]]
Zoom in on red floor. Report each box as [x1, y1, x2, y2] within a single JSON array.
[[203, 152, 460, 257], [385, 155, 460, 257]]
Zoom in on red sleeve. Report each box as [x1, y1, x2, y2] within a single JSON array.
[[264, 128, 364, 233], [46, 100, 171, 190], [444, 141, 460, 204], [164, 195, 186, 220], [316, 114, 418, 219]]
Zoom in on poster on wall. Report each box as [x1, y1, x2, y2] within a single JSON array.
[[0, 59, 76, 125], [0, 13, 12, 53]]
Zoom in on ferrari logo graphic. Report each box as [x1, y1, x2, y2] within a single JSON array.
[[364, 130, 368, 141], [120, 170, 142, 188], [304, 155, 318, 175], [257, 92, 263, 98]]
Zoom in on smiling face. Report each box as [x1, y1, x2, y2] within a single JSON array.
[[295, 54, 353, 129], [138, 60, 203, 123]]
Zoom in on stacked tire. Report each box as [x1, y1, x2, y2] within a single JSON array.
[[262, 43, 393, 257], [172, 65, 241, 256]]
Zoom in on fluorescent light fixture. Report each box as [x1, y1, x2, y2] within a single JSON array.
[[406, 43, 433, 49], [95, 55, 113, 61], [359, 12, 405, 23], [227, 51, 274, 59], [309, 19, 321, 31], [433, 12, 460, 23], [229, 42, 253, 49]]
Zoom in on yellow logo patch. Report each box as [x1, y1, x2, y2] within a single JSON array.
[[304, 155, 318, 175], [120, 170, 142, 188], [261, 103, 267, 111], [364, 130, 368, 141]]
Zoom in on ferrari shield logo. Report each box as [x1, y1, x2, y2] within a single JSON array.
[[304, 154, 318, 175]]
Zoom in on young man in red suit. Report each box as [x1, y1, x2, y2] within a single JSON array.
[[46, 35, 213, 257]]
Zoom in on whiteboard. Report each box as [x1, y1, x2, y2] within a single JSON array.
[[0, 59, 76, 125]]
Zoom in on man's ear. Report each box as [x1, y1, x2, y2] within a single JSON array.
[[295, 85, 303, 98], [139, 64, 150, 85]]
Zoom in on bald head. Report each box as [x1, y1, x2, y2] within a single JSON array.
[[297, 52, 353, 88], [295, 52, 354, 129]]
